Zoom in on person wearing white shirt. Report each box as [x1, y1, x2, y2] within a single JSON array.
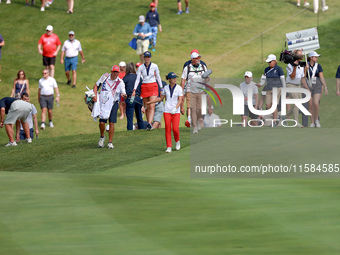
[[239, 71, 258, 126], [204, 106, 221, 128], [60, 31, 85, 88], [132, 51, 162, 130], [38, 69, 59, 130], [147, 72, 183, 153], [93, 65, 127, 149], [16, 93, 39, 141], [285, 50, 309, 127]]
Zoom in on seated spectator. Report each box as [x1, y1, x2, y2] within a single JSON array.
[[204, 106, 221, 127]]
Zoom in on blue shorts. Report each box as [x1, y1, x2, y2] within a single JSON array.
[[99, 102, 119, 123], [20, 128, 34, 140], [64, 56, 78, 71]]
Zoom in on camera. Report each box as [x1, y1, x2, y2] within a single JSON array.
[[280, 50, 306, 67]]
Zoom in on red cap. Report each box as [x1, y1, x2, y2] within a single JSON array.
[[111, 65, 120, 72], [191, 49, 199, 54], [150, 2, 156, 7], [136, 62, 142, 67]]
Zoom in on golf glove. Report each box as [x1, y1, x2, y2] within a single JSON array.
[[129, 96, 135, 104], [171, 108, 177, 114]]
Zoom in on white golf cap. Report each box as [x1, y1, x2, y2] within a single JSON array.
[[68, 31, 75, 35], [46, 25, 53, 31], [244, 71, 253, 77], [191, 52, 200, 59], [308, 51, 321, 58], [119, 61, 126, 67], [139, 15, 145, 22], [207, 105, 214, 109], [265, 54, 276, 62]]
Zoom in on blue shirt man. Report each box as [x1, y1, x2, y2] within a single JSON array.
[[133, 15, 153, 63]]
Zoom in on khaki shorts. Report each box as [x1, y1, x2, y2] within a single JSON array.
[[189, 92, 204, 110], [4, 100, 31, 125], [136, 39, 149, 55], [266, 88, 282, 106]]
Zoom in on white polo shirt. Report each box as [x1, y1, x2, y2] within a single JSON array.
[[39, 76, 58, 95], [239, 81, 258, 105], [134, 62, 162, 90], [61, 39, 82, 58], [162, 84, 183, 113]]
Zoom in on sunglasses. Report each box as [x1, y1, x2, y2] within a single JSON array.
[[43, 72, 48, 74]]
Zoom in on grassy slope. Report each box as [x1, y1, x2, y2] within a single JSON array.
[[1, 0, 340, 142]]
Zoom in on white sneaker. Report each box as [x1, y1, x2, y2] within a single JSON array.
[[310, 123, 315, 128], [165, 147, 172, 153], [322, 6, 328, 11], [315, 120, 321, 128], [107, 142, 114, 149], [49, 121, 54, 128], [297, 3, 300, 6], [175, 141, 181, 151], [45, 2, 49, 7], [5, 141, 17, 146], [197, 122, 201, 131], [296, 123, 304, 128], [26, 138, 32, 143], [6, 0, 11, 4], [40, 6, 45, 11], [304, 2, 310, 6], [40, 123, 45, 130], [193, 127, 198, 134], [98, 136, 105, 148]]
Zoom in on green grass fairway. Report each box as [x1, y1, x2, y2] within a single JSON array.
[[1, 129, 340, 254]]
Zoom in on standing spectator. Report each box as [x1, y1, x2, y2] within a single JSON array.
[[16, 93, 39, 141], [181, 51, 209, 133], [66, 0, 74, 13], [60, 30, 85, 88], [152, 0, 158, 10], [336, 65, 340, 96], [0, 34, 4, 82], [296, 0, 309, 7], [133, 15, 152, 63], [305, 51, 328, 127], [239, 71, 259, 126], [183, 49, 207, 70], [10, 70, 30, 99], [38, 69, 60, 130], [38, 25, 61, 78], [135, 62, 142, 71], [285, 50, 309, 127], [152, 80, 166, 129], [177, 0, 189, 14], [203, 106, 222, 127], [132, 51, 162, 130], [0, 97, 32, 146], [146, 2, 162, 52], [123, 62, 144, 131], [313, 0, 328, 13], [257, 54, 286, 127], [118, 61, 127, 119], [147, 72, 183, 153], [92, 65, 127, 149]]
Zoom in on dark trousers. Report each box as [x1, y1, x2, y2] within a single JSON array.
[[125, 96, 144, 130]]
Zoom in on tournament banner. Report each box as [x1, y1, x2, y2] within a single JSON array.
[[286, 27, 319, 53]]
